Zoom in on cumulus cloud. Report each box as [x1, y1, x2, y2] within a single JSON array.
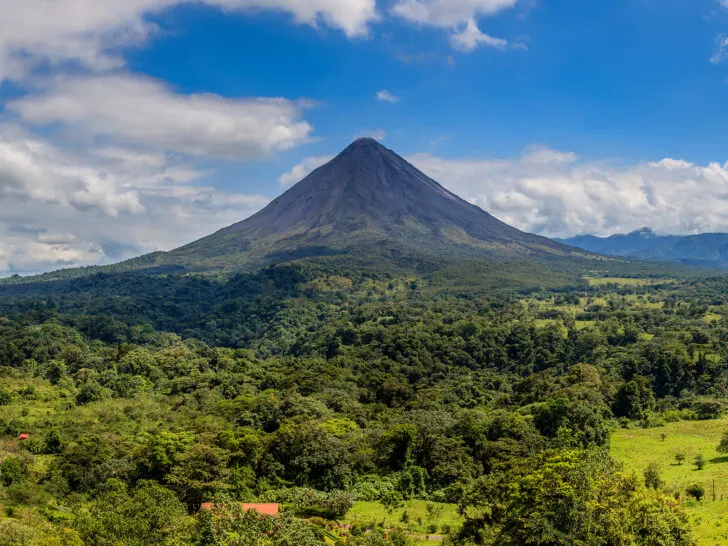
[[0, 0, 378, 81], [392, 0, 518, 26], [712, 34, 728, 64], [377, 90, 400, 103], [278, 155, 334, 187], [0, 126, 269, 276], [283, 146, 728, 238], [244, 0, 378, 36], [0, 126, 145, 217], [9, 74, 314, 160], [392, 0, 518, 51], [450, 18, 508, 51], [409, 149, 728, 238]]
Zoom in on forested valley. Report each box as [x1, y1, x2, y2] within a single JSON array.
[[0, 264, 725, 544]]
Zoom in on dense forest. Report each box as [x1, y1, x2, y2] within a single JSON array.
[[0, 263, 727, 544]]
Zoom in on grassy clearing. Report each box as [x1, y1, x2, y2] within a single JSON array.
[[533, 319, 559, 328], [611, 417, 728, 545], [575, 320, 595, 330], [586, 277, 677, 287], [529, 319, 596, 333], [344, 500, 462, 540]]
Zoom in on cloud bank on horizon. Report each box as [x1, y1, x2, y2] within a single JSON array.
[[0, 0, 728, 275]]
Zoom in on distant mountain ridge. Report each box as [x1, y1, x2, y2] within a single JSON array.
[[559, 228, 728, 268]]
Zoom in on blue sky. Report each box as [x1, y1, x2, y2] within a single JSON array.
[[3, 0, 728, 275], [126, 0, 728, 168]]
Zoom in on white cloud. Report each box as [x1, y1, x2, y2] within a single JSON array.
[[406, 148, 728, 238], [237, 0, 378, 37], [392, 0, 518, 51], [278, 155, 333, 187], [284, 146, 728, 239], [0, 125, 270, 276], [0, 126, 145, 218], [520, 147, 578, 165], [712, 33, 728, 64], [9, 74, 314, 160], [392, 0, 519, 27], [0, 0, 378, 81], [377, 90, 400, 103], [450, 18, 508, 52]]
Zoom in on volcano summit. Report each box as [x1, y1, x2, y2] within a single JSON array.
[[145, 138, 575, 272]]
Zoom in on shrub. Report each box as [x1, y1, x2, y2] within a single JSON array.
[[381, 490, 405, 515], [694, 454, 706, 470], [19, 386, 36, 400], [0, 390, 12, 406], [43, 430, 64, 454], [693, 399, 724, 420], [315, 490, 356, 519], [349, 521, 372, 537], [644, 463, 663, 489], [262, 487, 355, 520], [640, 414, 665, 429], [687, 483, 705, 501], [717, 429, 728, 454], [6, 482, 51, 507], [388, 529, 409, 546], [24, 437, 45, 455], [0, 458, 26, 486], [663, 410, 681, 423], [353, 475, 397, 501]]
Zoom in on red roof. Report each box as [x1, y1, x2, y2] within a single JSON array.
[[200, 503, 279, 516], [17, 433, 29, 440]]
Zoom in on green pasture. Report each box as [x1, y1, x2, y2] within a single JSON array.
[[343, 500, 462, 542], [612, 417, 728, 545]]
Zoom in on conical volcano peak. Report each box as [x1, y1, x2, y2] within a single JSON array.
[[352, 137, 381, 145], [312, 136, 449, 198], [162, 139, 572, 270], [338, 137, 390, 162]]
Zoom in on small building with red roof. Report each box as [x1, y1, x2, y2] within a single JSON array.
[[17, 433, 29, 441], [199, 503, 279, 516]]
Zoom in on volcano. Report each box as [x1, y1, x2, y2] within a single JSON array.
[[148, 138, 575, 272]]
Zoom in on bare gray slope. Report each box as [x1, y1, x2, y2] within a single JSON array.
[[163, 138, 574, 269]]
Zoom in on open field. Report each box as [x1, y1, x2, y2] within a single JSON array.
[[586, 276, 678, 287], [343, 500, 462, 542], [612, 417, 728, 545]]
